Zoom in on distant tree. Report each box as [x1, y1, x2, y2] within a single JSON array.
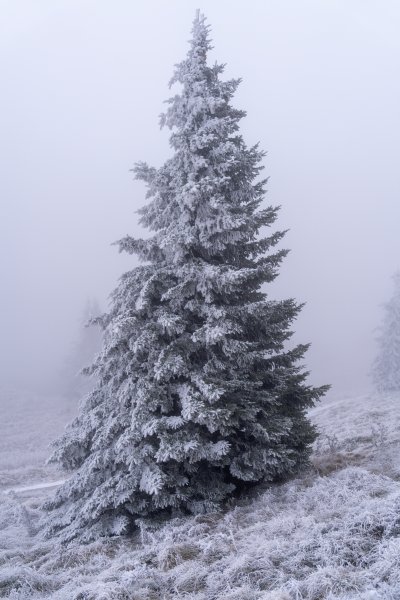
[[44, 12, 328, 542], [372, 271, 400, 392], [61, 299, 102, 399]]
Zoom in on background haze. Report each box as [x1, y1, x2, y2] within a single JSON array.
[[1, 0, 400, 395]]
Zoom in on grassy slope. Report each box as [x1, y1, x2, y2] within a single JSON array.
[[0, 389, 399, 599], [0, 388, 74, 490]]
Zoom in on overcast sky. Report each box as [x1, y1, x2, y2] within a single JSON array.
[[1, 0, 400, 395]]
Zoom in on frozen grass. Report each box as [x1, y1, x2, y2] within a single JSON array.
[[0, 388, 75, 490], [1, 390, 400, 599]]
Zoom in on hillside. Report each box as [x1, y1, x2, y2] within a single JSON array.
[[0, 389, 399, 599]]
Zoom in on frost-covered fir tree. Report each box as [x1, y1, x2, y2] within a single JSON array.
[[372, 271, 400, 392], [44, 13, 327, 541]]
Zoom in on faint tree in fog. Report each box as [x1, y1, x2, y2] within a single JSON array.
[[372, 271, 400, 392], [61, 299, 102, 399], [44, 12, 328, 542]]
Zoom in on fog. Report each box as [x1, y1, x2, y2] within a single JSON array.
[[1, 0, 399, 397]]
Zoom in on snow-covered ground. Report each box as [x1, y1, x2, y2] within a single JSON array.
[[1, 388, 399, 599], [0, 388, 74, 491]]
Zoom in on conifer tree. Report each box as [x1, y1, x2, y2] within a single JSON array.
[[44, 13, 327, 541], [372, 271, 400, 392]]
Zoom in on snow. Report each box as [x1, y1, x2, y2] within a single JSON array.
[[0, 388, 74, 491], [1, 387, 400, 599], [3, 480, 65, 495]]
